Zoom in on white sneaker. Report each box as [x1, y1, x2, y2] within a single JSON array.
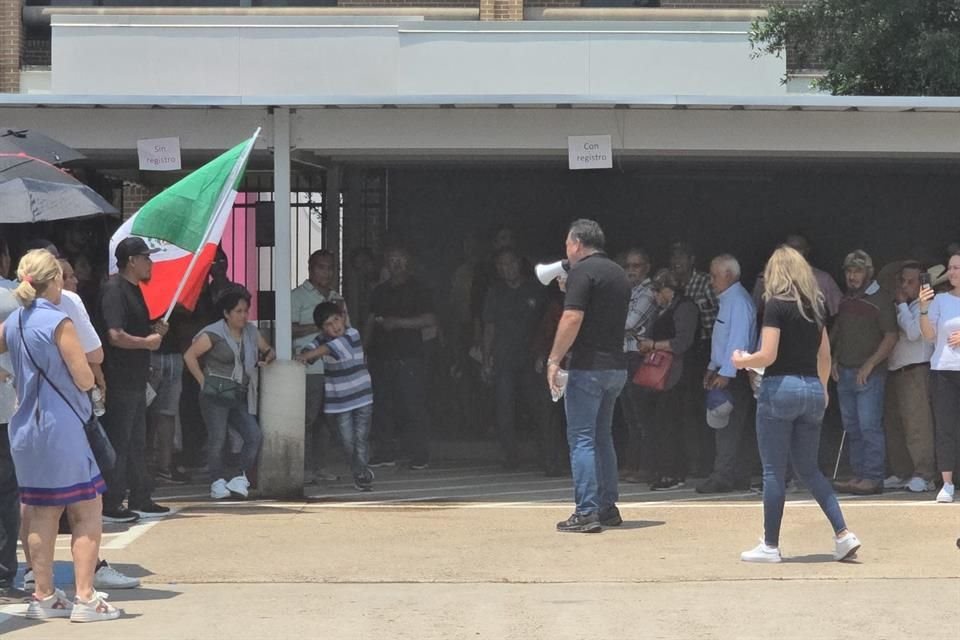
[[834, 532, 861, 561], [22, 569, 34, 591], [70, 591, 121, 623], [226, 473, 250, 498], [740, 540, 782, 563], [25, 588, 73, 619], [94, 560, 140, 590], [883, 475, 906, 489], [211, 478, 230, 499], [905, 476, 935, 493], [936, 483, 955, 503]]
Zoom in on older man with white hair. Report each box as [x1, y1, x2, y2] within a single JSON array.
[[698, 254, 757, 494]]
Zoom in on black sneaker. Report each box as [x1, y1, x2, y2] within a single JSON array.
[[556, 512, 602, 533], [102, 507, 140, 524], [598, 505, 623, 527], [409, 462, 430, 471], [0, 585, 30, 605], [353, 478, 373, 492], [650, 477, 685, 491], [156, 467, 190, 484], [130, 501, 171, 519], [368, 458, 396, 468], [696, 476, 734, 494]]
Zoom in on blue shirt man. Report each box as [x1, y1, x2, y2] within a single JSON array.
[[699, 255, 758, 494]]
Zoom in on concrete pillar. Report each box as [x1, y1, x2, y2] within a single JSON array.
[[257, 361, 305, 497], [256, 106, 304, 498], [0, 0, 22, 93]]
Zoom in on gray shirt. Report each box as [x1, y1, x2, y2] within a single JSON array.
[[0, 278, 19, 423]]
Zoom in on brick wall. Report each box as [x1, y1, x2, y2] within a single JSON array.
[[0, 0, 21, 93], [122, 181, 162, 219]]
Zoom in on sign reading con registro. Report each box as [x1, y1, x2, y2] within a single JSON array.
[[568, 135, 613, 170]]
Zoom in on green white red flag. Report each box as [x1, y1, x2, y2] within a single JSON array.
[[109, 130, 258, 319]]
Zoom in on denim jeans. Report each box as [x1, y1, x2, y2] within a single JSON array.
[[756, 376, 846, 547], [330, 404, 373, 481], [836, 367, 887, 482], [564, 368, 627, 515], [199, 398, 263, 482], [0, 425, 18, 588]]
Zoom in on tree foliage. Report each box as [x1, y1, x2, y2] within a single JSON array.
[[750, 0, 960, 96]]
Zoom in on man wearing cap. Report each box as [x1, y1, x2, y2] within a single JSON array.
[[698, 254, 757, 494], [831, 250, 898, 495], [882, 262, 937, 493], [99, 237, 170, 522]]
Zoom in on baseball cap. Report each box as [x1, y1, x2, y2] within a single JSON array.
[[115, 237, 159, 265], [706, 388, 734, 430], [842, 250, 874, 272]]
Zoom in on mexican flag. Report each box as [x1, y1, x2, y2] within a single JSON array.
[[109, 130, 259, 320]]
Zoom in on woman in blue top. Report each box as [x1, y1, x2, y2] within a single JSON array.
[[0, 250, 119, 621]]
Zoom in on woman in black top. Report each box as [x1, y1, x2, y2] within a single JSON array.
[[636, 269, 699, 491], [732, 247, 860, 563]]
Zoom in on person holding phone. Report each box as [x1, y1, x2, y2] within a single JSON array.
[[918, 252, 960, 503]]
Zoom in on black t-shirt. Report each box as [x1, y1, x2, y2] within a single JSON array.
[[99, 275, 152, 389], [763, 297, 822, 378], [563, 252, 631, 370], [369, 278, 434, 360], [483, 279, 545, 369]]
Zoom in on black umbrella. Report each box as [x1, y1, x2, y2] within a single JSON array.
[[0, 128, 86, 165], [0, 153, 118, 222]]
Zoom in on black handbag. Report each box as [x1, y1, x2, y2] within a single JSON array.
[[18, 311, 116, 472], [201, 373, 247, 407]]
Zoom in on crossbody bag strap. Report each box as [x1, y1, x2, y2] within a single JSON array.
[[18, 309, 88, 425]]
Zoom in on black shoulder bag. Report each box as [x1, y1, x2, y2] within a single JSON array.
[[18, 311, 116, 472]]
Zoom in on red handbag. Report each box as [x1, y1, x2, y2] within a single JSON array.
[[632, 350, 674, 391]]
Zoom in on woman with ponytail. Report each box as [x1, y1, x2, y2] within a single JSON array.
[[0, 249, 120, 622]]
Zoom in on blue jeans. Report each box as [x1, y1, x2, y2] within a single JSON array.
[[757, 376, 847, 547], [330, 404, 373, 481], [200, 398, 263, 483], [564, 369, 627, 515], [836, 367, 887, 482]]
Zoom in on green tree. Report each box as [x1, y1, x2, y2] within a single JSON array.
[[750, 0, 960, 96]]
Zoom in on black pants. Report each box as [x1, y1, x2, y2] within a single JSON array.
[[370, 358, 431, 465], [493, 363, 541, 463], [643, 385, 686, 479], [680, 341, 715, 476], [710, 373, 757, 486], [931, 370, 960, 475], [102, 386, 152, 510], [177, 369, 207, 468], [0, 424, 18, 588]]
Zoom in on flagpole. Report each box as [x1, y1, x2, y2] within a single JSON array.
[[161, 128, 260, 323]]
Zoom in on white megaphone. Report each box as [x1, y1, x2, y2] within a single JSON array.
[[535, 260, 570, 286]]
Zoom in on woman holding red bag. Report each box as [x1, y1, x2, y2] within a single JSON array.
[[636, 269, 699, 491]]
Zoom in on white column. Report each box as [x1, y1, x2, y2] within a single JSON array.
[[257, 106, 304, 498], [273, 107, 293, 360]]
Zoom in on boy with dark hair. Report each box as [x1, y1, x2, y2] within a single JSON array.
[[297, 302, 375, 491]]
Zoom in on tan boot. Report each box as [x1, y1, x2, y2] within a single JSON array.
[[847, 478, 883, 495]]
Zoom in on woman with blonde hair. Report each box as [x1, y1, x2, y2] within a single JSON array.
[[732, 246, 860, 563], [0, 249, 119, 621]]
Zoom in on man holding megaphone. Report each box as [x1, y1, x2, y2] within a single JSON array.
[[543, 219, 631, 533]]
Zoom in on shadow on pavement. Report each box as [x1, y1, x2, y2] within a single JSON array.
[[784, 554, 863, 564], [107, 587, 181, 603], [612, 521, 666, 531]]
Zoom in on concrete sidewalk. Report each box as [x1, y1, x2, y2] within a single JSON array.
[[2, 465, 958, 639]]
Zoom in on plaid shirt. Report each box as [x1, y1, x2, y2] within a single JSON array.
[[683, 270, 718, 340]]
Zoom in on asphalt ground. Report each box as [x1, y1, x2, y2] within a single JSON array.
[[1, 462, 958, 639]]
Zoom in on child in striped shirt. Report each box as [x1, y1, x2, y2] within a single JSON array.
[[296, 302, 375, 491]]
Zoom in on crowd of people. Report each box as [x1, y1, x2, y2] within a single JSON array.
[[1, 216, 959, 618]]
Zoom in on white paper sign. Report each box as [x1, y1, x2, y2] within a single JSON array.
[[568, 135, 613, 170], [137, 137, 182, 171]]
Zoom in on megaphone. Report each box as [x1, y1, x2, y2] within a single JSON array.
[[536, 260, 570, 286]]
